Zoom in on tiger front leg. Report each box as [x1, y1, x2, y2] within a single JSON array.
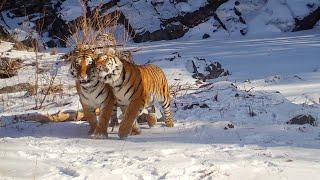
[[91, 98, 115, 139], [118, 100, 144, 139], [84, 108, 97, 135], [82, 105, 97, 135], [76, 82, 97, 135]]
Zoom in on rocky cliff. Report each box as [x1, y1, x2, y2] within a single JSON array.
[[1, 0, 319, 47]]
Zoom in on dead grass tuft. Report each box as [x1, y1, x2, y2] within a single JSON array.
[[0, 57, 23, 78], [66, 0, 120, 52]]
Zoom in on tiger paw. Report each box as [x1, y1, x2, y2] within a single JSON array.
[[90, 133, 108, 139], [90, 127, 108, 139], [165, 120, 174, 127], [118, 124, 131, 139], [146, 113, 157, 127], [131, 126, 141, 135]]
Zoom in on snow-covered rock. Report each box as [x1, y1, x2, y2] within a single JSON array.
[[1, 0, 320, 46]]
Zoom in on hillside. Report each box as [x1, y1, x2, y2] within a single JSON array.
[[0, 0, 320, 47]]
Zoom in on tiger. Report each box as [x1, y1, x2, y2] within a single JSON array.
[[67, 47, 152, 138], [94, 47, 174, 139], [68, 47, 119, 138]]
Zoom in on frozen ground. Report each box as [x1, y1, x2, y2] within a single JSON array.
[[1, 30, 320, 179]]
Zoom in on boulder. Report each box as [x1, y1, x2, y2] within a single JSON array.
[[186, 58, 230, 82], [287, 115, 316, 126], [202, 33, 210, 39]]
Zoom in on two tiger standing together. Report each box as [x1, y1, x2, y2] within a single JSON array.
[[68, 47, 174, 139]]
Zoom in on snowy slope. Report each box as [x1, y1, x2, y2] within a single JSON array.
[[1, 29, 320, 179], [2, 0, 320, 46]]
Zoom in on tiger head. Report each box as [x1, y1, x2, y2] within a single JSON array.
[[68, 48, 98, 84], [95, 48, 123, 85]]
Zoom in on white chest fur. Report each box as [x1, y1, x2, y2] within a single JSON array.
[[79, 81, 107, 109]]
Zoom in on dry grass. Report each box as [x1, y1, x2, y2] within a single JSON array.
[[0, 83, 32, 94], [0, 0, 125, 122], [3, 110, 85, 123], [25, 84, 63, 96], [66, 0, 120, 52], [0, 0, 5, 10], [170, 82, 197, 99], [0, 57, 22, 79]]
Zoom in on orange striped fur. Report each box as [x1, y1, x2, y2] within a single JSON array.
[[95, 48, 174, 139], [68, 48, 118, 138]]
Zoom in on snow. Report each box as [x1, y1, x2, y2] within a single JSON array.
[[286, 0, 320, 19], [1, 29, 320, 179], [60, 0, 85, 21], [2, 0, 319, 45], [0, 41, 14, 53]]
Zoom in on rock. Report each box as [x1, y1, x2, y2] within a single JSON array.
[[205, 62, 230, 79], [46, 40, 58, 48], [240, 28, 248, 35], [2, 0, 230, 45], [134, 22, 188, 43], [183, 103, 209, 110], [224, 123, 235, 130], [192, 73, 205, 80], [293, 7, 320, 32], [186, 58, 230, 81], [202, 33, 210, 39], [287, 115, 316, 126]]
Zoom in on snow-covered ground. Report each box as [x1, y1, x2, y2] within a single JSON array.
[[1, 30, 320, 179]]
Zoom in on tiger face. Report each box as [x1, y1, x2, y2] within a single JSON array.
[[95, 48, 123, 85], [69, 49, 98, 84]]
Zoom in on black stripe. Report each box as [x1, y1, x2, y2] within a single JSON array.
[[96, 87, 105, 98], [81, 93, 88, 100], [163, 102, 170, 109], [93, 80, 100, 88], [124, 84, 134, 96], [129, 79, 142, 100], [114, 67, 126, 89], [102, 91, 110, 104], [121, 67, 126, 83], [123, 74, 131, 87], [82, 85, 88, 91]]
